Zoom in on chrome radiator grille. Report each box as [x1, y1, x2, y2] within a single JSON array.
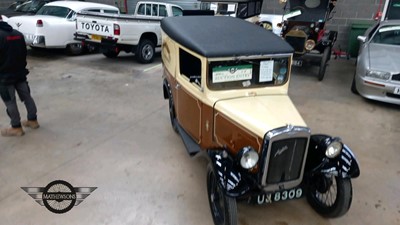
[[266, 138, 308, 184], [261, 126, 310, 192]]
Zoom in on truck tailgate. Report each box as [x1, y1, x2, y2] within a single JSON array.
[[76, 15, 115, 38]]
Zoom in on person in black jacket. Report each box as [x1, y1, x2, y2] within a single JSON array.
[[0, 18, 39, 137]]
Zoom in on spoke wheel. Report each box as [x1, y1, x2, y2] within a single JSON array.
[[207, 164, 237, 225], [307, 175, 352, 218], [318, 46, 331, 81]]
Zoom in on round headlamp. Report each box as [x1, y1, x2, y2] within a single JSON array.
[[305, 39, 316, 51], [239, 146, 259, 169], [325, 140, 343, 158]]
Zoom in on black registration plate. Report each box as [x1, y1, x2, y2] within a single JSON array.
[[253, 188, 303, 205]]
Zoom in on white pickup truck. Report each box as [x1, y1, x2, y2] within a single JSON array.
[[75, 1, 183, 63]]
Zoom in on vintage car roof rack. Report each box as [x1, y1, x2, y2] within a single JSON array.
[[161, 16, 294, 57]]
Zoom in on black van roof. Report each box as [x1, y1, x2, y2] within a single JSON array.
[[161, 16, 293, 58]]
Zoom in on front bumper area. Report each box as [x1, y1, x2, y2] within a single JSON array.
[[355, 74, 400, 105]]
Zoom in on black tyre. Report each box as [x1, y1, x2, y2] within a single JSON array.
[[168, 90, 178, 133], [318, 46, 331, 81], [136, 39, 155, 64], [66, 43, 83, 56], [207, 164, 237, 225], [351, 72, 359, 94], [102, 49, 120, 58], [307, 175, 352, 218]]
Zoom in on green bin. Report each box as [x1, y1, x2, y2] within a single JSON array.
[[348, 22, 374, 58]]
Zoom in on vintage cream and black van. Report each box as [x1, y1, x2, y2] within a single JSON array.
[[161, 15, 360, 225]]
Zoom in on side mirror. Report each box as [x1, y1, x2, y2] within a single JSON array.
[[357, 36, 367, 43]]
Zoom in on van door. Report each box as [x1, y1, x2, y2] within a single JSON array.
[[175, 48, 203, 143]]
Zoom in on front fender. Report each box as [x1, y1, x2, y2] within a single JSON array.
[[306, 135, 360, 178], [208, 150, 251, 198], [341, 144, 360, 178]]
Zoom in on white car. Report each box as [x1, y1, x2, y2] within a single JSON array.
[[7, 1, 119, 55]]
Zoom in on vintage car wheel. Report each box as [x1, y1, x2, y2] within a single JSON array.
[[318, 46, 331, 81], [307, 175, 352, 218], [66, 43, 84, 56], [207, 164, 237, 225], [136, 39, 155, 64], [102, 49, 120, 58], [168, 91, 178, 133]]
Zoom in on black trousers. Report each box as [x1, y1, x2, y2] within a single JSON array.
[[0, 81, 37, 128]]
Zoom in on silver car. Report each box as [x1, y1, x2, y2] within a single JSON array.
[[352, 20, 400, 105]]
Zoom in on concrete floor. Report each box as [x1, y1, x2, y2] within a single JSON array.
[[0, 50, 399, 225]]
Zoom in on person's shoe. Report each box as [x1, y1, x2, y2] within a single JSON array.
[[1, 127, 25, 137], [22, 120, 40, 129]]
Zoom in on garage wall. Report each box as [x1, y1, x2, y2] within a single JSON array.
[[262, 0, 380, 53]]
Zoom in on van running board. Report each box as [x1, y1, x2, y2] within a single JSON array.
[[177, 123, 201, 156]]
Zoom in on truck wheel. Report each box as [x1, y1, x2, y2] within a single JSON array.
[[103, 49, 120, 58], [66, 43, 83, 56], [306, 175, 352, 218], [318, 46, 331, 81], [136, 39, 155, 64], [207, 164, 237, 225]]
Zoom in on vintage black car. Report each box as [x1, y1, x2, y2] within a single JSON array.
[[280, 0, 338, 80], [161, 15, 360, 225]]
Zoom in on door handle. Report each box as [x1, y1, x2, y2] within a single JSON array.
[[175, 83, 181, 89]]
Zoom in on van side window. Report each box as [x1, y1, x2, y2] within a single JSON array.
[[179, 49, 202, 86]]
